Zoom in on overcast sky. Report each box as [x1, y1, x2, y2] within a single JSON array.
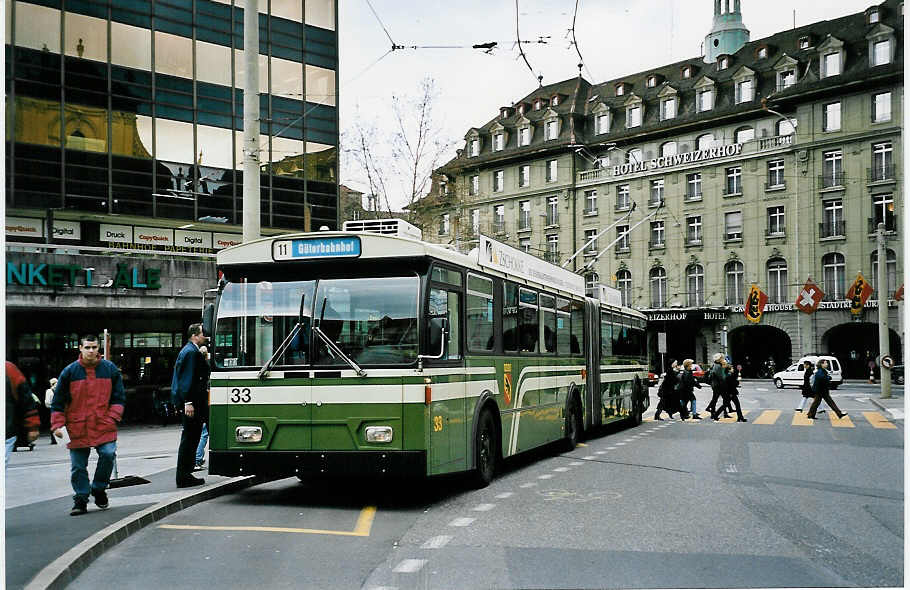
[[338, 0, 875, 207]]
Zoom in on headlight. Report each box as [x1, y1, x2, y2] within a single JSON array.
[[365, 426, 393, 443], [235, 426, 262, 443]]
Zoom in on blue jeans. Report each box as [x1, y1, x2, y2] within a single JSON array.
[[195, 423, 208, 463], [689, 400, 697, 414], [5, 436, 16, 468], [70, 441, 116, 501]]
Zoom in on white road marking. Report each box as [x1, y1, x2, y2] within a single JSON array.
[[519, 482, 537, 488], [856, 397, 870, 402], [448, 517, 475, 527], [538, 474, 554, 480], [623, 438, 634, 442], [583, 455, 597, 459], [495, 492, 514, 499], [614, 443, 626, 446], [888, 408, 905, 420], [421, 536, 452, 549], [606, 447, 617, 450], [595, 451, 606, 455], [756, 388, 769, 392], [473, 503, 496, 512], [569, 461, 583, 466], [393, 559, 427, 573], [553, 467, 569, 472]]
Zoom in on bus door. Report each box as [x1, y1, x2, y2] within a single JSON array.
[[584, 298, 601, 429], [425, 268, 466, 474]]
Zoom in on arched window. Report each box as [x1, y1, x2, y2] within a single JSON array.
[[696, 133, 714, 151], [735, 126, 755, 144], [776, 118, 795, 136], [686, 264, 704, 307], [725, 260, 745, 305], [822, 252, 846, 299], [585, 272, 599, 297], [660, 141, 677, 157], [650, 267, 667, 308], [871, 249, 898, 297], [767, 257, 788, 303], [616, 269, 632, 307]]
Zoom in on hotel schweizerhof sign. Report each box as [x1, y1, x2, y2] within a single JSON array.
[[611, 143, 744, 177]]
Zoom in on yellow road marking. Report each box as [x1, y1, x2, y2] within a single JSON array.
[[830, 413, 854, 428], [577, 442, 588, 447], [753, 410, 781, 425], [792, 411, 814, 426], [716, 410, 749, 423], [158, 505, 377, 537], [862, 411, 897, 429]]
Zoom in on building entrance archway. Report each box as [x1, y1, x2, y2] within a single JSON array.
[[729, 325, 792, 378], [821, 323, 903, 380]]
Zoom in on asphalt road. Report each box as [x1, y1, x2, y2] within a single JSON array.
[[69, 382, 903, 589]]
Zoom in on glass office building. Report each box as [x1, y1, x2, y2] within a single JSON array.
[[6, 0, 338, 231]]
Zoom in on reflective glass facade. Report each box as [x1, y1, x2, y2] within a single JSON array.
[[6, 0, 339, 230]]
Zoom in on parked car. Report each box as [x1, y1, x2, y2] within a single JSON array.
[[890, 365, 904, 385], [773, 355, 843, 389]]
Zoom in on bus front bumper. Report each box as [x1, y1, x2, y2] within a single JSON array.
[[209, 450, 427, 478]]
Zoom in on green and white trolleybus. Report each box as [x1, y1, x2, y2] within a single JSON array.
[[205, 219, 648, 486]]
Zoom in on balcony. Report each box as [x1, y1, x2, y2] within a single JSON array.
[[578, 168, 609, 183], [684, 238, 703, 247], [818, 172, 845, 189], [819, 221, 845, 239], [764, 180, 786, 191], [869, 165, 896, 183], [648, 239, 665, 250], [758, 134, 793, 151], [765, 228, 786, 238], [492, 221, 506, 234], [868, 216, 897, 233], [684, 191, 702, 202]]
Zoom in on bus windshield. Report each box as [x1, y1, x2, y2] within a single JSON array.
[[214, 275, 419, 369]]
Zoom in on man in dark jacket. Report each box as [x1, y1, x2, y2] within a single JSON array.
[[797, 360, 814, 412], [705, 353, 728, 420], [6, 361, 41, 464], [50, 335, 126, 515], [807, 359, 847, 420], [172, 323, 210, 487]]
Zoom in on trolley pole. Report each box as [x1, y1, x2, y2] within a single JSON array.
[[242, 0, 261, 243], [877, 223, 892, 398]]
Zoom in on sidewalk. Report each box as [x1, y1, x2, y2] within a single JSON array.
[[5, 424, 253, 589]]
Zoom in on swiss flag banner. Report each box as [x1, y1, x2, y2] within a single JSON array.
[[795, 278, 825, 314], [847, 272, 874, 315], [743, 284, 769, 323], [895, 284, 904, 301]]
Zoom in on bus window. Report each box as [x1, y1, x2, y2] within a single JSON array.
[[427, 288, 462, 360], [612, 315, 626, 357], [600, 311, 612, 358], [502, 283, 519, 352], [539, 294, 556, 354], [467, 274, 494, 352], [556, 297, 571, 355], [519, 288, 539, 353], [570, 300, 584, 355], [431, 266, 463, 287]]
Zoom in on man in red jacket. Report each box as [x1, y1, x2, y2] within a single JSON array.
[[50, 335, 126, 516]]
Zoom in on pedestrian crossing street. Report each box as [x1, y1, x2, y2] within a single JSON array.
[[644, 410, 899, 429]]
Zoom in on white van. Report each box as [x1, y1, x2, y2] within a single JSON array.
[[772, 355, 843, 389]]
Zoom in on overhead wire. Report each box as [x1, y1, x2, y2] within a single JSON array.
[[567, 0, 595, 81], [515, 0, 543, 87]]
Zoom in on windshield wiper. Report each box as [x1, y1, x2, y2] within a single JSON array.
[[313, 296, 367, 377], [258, 294, 307, 379]]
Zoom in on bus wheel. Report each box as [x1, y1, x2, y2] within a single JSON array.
[[471, 410, 498, 488], [563, 396, 581, 451]]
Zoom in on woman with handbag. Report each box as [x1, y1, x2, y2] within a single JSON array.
[[654, 360, 684, 420]]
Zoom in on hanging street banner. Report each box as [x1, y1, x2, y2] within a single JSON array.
[[895, 284, 904, 301], [847, 272, 874, 315], [743, 284, 768, 323], [795, 278, 825, 314]]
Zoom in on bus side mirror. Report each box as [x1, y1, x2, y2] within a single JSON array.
[[202, 303, 215, 338]]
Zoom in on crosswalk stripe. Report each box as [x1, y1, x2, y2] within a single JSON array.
[[830, 413, 854, 428], [716, 410, 750, 423], [753, 410, 781, 425], [862, 411, 898, 429], [792, 411, 815, 426]]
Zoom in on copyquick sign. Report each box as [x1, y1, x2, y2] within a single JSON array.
[[6, 217, 43, 238], [478, 235, 584, 296], [134, 226, 174, 245]]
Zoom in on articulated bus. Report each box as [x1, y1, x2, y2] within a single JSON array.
[[205, 220, 648, 486]]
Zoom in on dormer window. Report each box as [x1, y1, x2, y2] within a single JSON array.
[[517, 104, 526, 115], [500, 107, 511, 119], [518, 126, 530, 146], [872, 39, 890, 65], [867, 24, 896, 67], [868, 7, 880, 23], [778, 69, 795, 90], [595, 113, 609, 134], [551, 95, 559, 106], [694, 77, 715, 113], [798, 36, 811, 50], [469, 138, 479, 157], [718, 56, 729, 70], [493, 132, 504, 151], [818, 36, 845, 78], [823, 52, 841, 76], [658, 85, 678, 121], [646, 75, 657, 88], [615, 83, 626, 96], [736, 79, 753, 103], [681, 65, 692, 78], [757, 46, 768, 59]]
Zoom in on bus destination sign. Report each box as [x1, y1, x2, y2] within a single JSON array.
[[273, 236, 361, 260]]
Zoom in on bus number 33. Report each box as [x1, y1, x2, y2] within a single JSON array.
[[230, 388, 252, 403]]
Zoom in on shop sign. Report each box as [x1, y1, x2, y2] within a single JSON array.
[[175, 229, 212, 249], [478, 234, 584, 295], [6, 217, 43, 238], [6, 261, 161, 290], [213, 233, 243, 250], [100, 223, 134, 242], [134, 226, 174, 246], [52, 220, 81, 240], [611, 143, 743, 177]]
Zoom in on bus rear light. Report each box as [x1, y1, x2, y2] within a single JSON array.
[[235, 426, 262, 443], [425, 385, 432, 405], [365, 426, 393, 443]]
